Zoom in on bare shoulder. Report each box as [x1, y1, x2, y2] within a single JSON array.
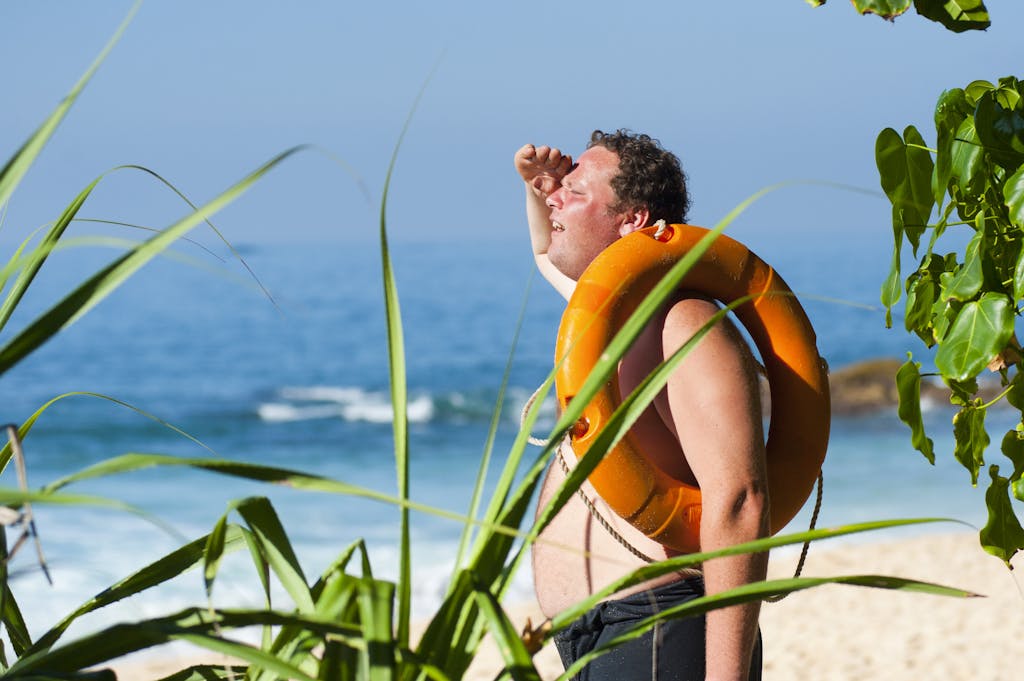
[[660, 294, 746, 356]]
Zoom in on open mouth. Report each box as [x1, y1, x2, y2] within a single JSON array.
[[552, 221, 565, 232]]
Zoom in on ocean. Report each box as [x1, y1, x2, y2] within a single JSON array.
[[0, 231, 1007, 645]]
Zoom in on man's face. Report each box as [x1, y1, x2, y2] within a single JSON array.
[[545, 146, 632, 280]]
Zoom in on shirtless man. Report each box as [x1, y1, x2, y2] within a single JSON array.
[[515, 130, 767, 681]]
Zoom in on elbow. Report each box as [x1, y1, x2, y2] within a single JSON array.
[[703, 483, 770, 542], [734, 484, 770, 537]]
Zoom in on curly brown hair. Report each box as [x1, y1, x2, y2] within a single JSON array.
[[588, 129, 689, 224]]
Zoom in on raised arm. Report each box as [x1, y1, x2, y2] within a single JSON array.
[[513, 143, 576, 299], [660, 297, 769, 681]]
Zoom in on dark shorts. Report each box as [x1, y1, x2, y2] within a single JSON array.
[[552, 576, 762, 681]]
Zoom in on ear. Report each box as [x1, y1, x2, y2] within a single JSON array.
[[618, 207, 650, 237]]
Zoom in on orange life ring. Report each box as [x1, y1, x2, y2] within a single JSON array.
[[554, 224, 830, 554]]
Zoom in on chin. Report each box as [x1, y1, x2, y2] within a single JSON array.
[[548, 252, 584, 281]]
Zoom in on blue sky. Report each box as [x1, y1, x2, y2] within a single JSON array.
[[2, 0, 1022, 255]]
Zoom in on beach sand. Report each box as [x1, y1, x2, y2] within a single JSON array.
[[469, 531, 1024, 680], [106, 532, 1024, 680]]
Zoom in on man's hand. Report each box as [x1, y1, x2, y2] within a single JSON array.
[[514, 143, 572, 197], [516, 142, 577, 300]]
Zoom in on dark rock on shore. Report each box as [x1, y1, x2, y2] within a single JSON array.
[[828, 357, 906, 415], [825, 357, 1003, 416], [757, 356, 1004, 417]]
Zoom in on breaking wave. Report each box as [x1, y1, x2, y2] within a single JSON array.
[[256, 384, 557, 427]]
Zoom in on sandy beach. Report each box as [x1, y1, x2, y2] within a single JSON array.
[[469, 531, 1024, 680], [104, 531, 1023, 680]]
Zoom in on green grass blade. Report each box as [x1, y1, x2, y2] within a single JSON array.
[[472, 586, 540, 681], [453, 273, 534, 574], [0, 226, 48, 298], [153, 665, 249, 681], [550, 517, 966, 629], [0, 1, 139, 209], [74, 218, 224, 260], [257, 547, 373, 679], [235, 497, 314, 613], [2, 583, 33, 659], [0, 178, 101, 334], [0, 488, 178, 527], [27, 525, 248, 657], [377, 213, 411, 645], [0, 527, 32, 658], [558, 571, 976, 680], [240, 527, 274, 656], [379, 89, 418, 654], [357, 578, 396, 681], [203, 512, 231, 601], [108, 163, 277, 308], [0, 390, 226, 475], [0, 146, 306, 378], [37, 453, 536, 551], [12, 672, 116, 680], [377, 58, 440, 649], [11, 608, 361, 678]]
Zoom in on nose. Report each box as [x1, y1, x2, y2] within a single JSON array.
[[546, 187, 564, 209]]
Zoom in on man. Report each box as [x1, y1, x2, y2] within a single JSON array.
[[515, 130, 767, 680]]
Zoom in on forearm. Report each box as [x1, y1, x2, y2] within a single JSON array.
[[522, 183, 575, 299], [701, 491, 769, 681], [524, 183, 553, 257]]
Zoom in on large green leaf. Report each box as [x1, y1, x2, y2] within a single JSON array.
[[850, 0, 913, 20], [949, 117, 984, 191], [980, 465, 1024, 566], [1012, 233, 1024, 302], [999, 429, 1024, 497], [933, 88, 971, 205], [934, 292, 1014, 380], [975, 91, 1024, 170], [881, 207, 905, 325], [876, 127, 935, 253], [952, 404, 988, 484], [903, 272, 935, 336], [1004, 165, 1024, 227], [941, 230, 983, 301], [964, 79, 995, 105], [913, 0, 990, 32], [896, 356, 935, 463]]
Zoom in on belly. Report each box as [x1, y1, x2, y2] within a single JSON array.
[[531, 443, 694, 618]]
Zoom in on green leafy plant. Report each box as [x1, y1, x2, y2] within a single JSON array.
[[878, 76, 1024, 565], [806, 0, 991, 32]]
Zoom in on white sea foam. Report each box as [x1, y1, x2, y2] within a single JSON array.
[[279, 386, 366, 403], [258, 403, 344, 422], [258, 386, 435, 424]]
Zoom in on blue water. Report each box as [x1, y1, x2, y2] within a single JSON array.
[[0, 232, 1005, 642]]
